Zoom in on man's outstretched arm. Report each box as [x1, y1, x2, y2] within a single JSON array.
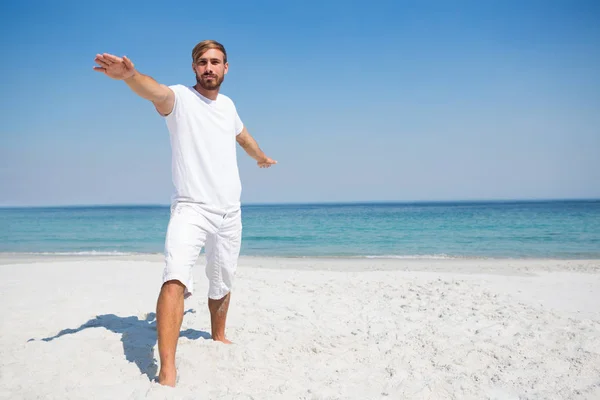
[[236, 128, 277, 168], [94, 53, 175, 116]]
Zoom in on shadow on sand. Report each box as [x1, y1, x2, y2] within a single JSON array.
[[30, 309, 210, 381]]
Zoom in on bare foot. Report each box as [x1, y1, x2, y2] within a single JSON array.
[[158, 367, 176, 387], [212, 335, 233, 344]]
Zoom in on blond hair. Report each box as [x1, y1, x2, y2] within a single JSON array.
[[192, 40, 227, 64]]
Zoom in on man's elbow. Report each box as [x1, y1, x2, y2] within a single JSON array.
[[236, 135, 247, 147]]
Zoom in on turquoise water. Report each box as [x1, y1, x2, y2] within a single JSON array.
[[1, 201, 599, 259]]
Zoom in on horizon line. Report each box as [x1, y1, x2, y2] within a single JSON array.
[[1, 197, 599, 209]]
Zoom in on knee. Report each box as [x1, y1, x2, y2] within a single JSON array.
[[161, 280, 186, 297]]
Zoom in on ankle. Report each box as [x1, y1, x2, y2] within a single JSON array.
[[159, 363, 176, 374]]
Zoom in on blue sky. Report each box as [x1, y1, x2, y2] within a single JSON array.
[[1, 0, 599, 206]]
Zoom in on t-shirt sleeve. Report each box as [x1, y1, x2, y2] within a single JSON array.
[[161, 84, 181, 118]]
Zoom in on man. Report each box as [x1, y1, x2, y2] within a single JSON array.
[[93, 40, 276, 387]]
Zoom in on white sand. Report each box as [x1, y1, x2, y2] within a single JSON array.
[[1, 255, 599, 399]]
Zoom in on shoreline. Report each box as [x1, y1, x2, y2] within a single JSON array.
[[1, 253, 599, 274], [2, 252, 600, 261]]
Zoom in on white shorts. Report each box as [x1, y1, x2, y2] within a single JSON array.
[[163, 202, 242, 300]]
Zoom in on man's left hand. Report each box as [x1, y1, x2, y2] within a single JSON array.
[[258, 157, 277, 168]]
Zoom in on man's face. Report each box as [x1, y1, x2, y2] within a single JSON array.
[[193, 48, 228, 90]]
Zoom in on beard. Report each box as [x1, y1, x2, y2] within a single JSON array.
[[196, 72, 224, 90]]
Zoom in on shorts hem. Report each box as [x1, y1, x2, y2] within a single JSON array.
[[162, 273, 193, 298], [207, 286, 231, 300]]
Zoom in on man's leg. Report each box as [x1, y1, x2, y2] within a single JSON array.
[[158, 202, 212, 386], [156, 280, 185, 386], [205, 209, 242, 344], [208, 292, 232, 343]]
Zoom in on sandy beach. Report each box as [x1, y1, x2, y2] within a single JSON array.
[[1, 255, 599, 399]]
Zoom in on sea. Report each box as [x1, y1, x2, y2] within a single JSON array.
[[1, 200, 599, 259]]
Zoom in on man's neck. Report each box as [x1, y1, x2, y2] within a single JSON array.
[[194, 84, 219, 101]]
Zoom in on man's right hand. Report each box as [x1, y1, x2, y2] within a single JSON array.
[[93, 53, 174, 115], [94, 53, 136, 80]]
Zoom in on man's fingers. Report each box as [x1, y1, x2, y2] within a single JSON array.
[[94, 58, 110, 68], [93, 66, 106, 73], [257, 159, 277, 168], [103, 53, 123, 64], [95, 54, 113, 64]]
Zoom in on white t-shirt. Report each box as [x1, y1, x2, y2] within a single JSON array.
[[163, 84, 244, 213]]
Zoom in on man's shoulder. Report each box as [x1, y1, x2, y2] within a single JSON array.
[[217, 93, 237, 108], [218, 92, 233, 102], [168, 84, 191, 93]]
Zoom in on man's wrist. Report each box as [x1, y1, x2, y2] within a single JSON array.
[[123, 70, 138, 82]]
